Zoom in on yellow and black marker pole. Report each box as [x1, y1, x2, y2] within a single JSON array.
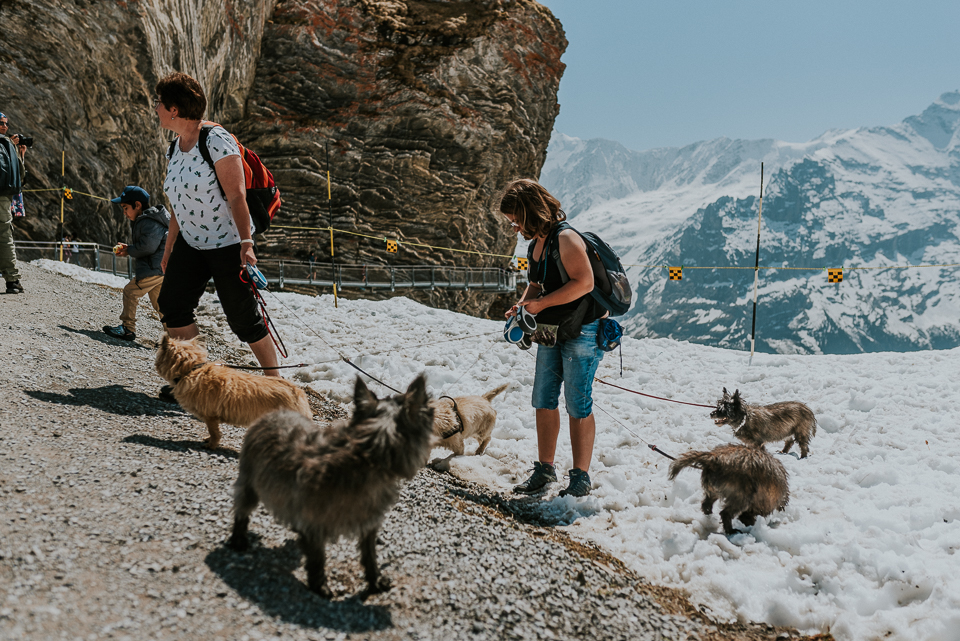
[[749, 162, 764, 363], [58, 130, 65, 262], [326, 142, 337, 308]]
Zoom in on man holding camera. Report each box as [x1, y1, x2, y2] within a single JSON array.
[[0, 112, 27, 294], [102, 186, 170, 341]]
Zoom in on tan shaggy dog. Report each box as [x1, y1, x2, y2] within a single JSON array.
[[154, 333, 310, 449], [431, 383, 508, 456]]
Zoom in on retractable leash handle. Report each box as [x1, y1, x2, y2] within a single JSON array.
[[240, 263, 268, 290], [503, 306, 537, 350]]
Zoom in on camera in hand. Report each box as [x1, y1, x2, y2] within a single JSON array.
[[11, 134, 33, 148]]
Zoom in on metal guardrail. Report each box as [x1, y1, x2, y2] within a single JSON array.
[[13, 242, 519, 293]]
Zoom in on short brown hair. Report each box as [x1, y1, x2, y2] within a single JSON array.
[[155, 72, 207, 120], [498, 179, 565, 239]]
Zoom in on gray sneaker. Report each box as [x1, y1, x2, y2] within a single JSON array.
[[513, 461, 557, 494], [559, 468, 591, 497], [103, 324, 136, 341]]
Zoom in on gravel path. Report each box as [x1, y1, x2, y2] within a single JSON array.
[[0, 263, 827, 641]]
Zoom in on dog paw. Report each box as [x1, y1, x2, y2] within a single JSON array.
[[308, 582, 333, 599], [367, 575, 392, 595], [226, 535, 249, 552], [202, 438, 221, 450]]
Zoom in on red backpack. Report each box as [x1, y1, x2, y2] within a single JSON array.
[[168, 122, 281, 233]]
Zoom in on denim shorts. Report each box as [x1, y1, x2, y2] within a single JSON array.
[[531, 320, 604, 419]]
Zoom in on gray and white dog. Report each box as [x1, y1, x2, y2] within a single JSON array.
[[227, 374, 434, 598], [710, 387, 817, 458], [669, 443, 790, 535]]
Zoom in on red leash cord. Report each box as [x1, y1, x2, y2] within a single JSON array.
[[240, 267, 289, 359], [594, 378, 715, 409]]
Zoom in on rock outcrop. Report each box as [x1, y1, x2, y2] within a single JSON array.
[[0, 0, 566, 317], [0, 0, 274, 244]]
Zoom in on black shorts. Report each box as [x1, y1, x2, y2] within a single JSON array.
[[157, 235, 268, 344]]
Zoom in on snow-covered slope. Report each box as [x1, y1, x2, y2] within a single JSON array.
[[36, 259, 960, 640], [541, 92, 960, 354]]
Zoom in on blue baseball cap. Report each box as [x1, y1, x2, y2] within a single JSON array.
[[111, 185, 150, 208]]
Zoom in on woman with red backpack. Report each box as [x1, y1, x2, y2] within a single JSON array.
[[153, 72, 279, 400]]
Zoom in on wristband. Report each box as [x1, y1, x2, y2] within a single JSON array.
[[239, 239, 254, 245]]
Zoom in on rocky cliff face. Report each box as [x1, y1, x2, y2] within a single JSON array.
[[0, 0, 565, 318], [234, 0, 565, 314], [0, 0, 273, 244]]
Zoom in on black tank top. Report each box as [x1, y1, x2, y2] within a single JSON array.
[[527, 227, 602, 327]]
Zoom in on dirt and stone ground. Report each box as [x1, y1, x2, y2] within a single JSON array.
[[0, 263, 832, 640]]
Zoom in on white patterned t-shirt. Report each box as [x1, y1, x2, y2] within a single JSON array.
[[163, 125, 253, 250]]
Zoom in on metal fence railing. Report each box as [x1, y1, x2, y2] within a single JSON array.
[[14, 242, 519, 293]]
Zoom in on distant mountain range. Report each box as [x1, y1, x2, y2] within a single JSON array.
[[540, 92, 960, 354]]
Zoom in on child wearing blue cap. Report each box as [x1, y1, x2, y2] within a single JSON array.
[[102, 186, 171, 341]]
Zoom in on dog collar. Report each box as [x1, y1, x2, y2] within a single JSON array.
[[173, 363, 205, 385], [437, 395, 465, 439]]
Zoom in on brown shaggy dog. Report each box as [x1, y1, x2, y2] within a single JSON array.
[[669, 443, 790, 535], [711, 387, 817, 458], [431, 383, 508, 456], [227, 375, 434, 598], [154, 333, 310, 449]]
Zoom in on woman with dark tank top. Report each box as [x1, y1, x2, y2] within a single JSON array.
[[500, 179, 607, 498]]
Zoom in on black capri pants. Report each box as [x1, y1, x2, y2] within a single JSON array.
[[157, 235, 268, 344]]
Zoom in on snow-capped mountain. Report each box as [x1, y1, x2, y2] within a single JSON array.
[[541, 91, 960, 354]]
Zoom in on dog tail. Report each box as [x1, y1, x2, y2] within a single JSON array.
[[668, 450, 712, 480], [482, 383, 509, 402]]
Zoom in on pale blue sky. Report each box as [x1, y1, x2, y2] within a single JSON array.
[[539, 0, 960, 151]]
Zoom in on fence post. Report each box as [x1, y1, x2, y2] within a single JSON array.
[[94, 247, 100, 272], [112, 252, 117, 276], [390, 267, 395, 292], [279, 261, 284, 290]]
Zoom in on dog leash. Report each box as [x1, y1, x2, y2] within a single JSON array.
[[172, 362, 205, 385], [436, 395, 466, 439], [519, 349, 679, 461], [256, 286, 494, 397], [594, 378, 714, 409], [240, 267, 289, 359], [224, 363, 310, 371]]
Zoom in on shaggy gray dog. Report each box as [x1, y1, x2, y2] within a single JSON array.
[[227, 374, 434, 598], [669, 443, 790, 535], [710, 387, 817, 458]]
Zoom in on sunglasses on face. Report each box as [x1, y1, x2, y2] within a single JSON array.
[[152, 98, 162, 109], [0, 122, 7, 127]]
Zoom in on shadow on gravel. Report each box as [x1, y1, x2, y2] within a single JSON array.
[[122, 434, 239, 460], [445, 483, 570, 526], [58, 324, 150, 349], [206, 540, 393, 632], [25, 384, 184, 417], [433, 470, 601, 528]]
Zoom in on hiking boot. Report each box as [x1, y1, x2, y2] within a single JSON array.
[[5, 280, 23, 294], [513, 461, 557, 494], [158, 385, 177, 404], [103, 324, 136, 341], [559, 468, 592, 498]]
